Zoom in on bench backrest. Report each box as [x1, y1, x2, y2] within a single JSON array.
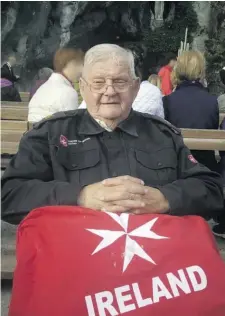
[[181, 129, 225, 151], [1, 128, 224, 155]]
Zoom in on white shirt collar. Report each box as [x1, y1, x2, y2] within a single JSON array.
[[49, 73, 72, 87], [94, 119, 113, 132]]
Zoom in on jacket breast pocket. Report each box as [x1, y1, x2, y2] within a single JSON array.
[[134, 148, 178, 186], [56, 147, 101, 187]]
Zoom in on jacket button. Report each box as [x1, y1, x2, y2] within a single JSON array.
[[72, 164, 77, 168], [157, 162, 162, 167]]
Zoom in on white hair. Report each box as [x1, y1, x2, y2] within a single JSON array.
[[83, 44, 137, 79]]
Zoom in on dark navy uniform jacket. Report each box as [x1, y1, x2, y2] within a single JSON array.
[[163, 81, 219, 172], [1, 110, 224, 224]]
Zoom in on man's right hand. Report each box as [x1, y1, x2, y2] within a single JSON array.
[[77, 176, 147, 212]]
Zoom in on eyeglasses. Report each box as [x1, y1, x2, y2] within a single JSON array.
[[81, 77, 135, 94]]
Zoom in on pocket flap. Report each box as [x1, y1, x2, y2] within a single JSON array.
[[135, 148, 177, 170], [57, 147, 100, 170]]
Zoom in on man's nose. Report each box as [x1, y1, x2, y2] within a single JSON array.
[[104, 84, 117, 96]]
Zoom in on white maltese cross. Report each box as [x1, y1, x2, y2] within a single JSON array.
[[86, 213, 169, 272]]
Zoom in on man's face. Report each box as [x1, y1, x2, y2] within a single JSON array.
[[80, 59, 140, 121]]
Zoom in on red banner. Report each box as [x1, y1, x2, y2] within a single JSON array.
[[9, 206, 225, 316]]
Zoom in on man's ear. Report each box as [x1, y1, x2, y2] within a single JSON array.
[[133, 78, 141, 99], [79, 78, 85, 99]]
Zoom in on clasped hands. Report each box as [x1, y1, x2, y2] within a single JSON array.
[[78, 175, 169, 214]]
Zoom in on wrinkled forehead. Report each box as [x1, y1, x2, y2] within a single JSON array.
[[84, 56, 131, 80]]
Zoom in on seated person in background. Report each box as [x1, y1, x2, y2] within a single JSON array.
[[163, 50, 219, 172], [148, 74, 161, 90], [218, 66, 225, 112], [1, 44, 224, 225], [131, 65, 164, 118], [158, 53, 177, 96], [213, 118, 225, 239], [29, 67, 53, 101], [28, 48, 84, 123], [1, 55, 21, 102], [80, 61, 164, 118]]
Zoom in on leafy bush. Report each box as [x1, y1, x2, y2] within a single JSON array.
[[143, 2, 198, 53]]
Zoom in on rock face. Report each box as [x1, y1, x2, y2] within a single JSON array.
[[192, 2, 211, 52], [1, 1, 224, 92], [0, 2, 139, 89]]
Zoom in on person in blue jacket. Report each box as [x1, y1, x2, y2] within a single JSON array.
[[163, 50, 219, 173], [212, 66, 225, 238]]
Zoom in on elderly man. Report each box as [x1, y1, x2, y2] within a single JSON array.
[[1, 44, 224, 224]]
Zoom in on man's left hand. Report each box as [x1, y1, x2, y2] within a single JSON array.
[[103, 178, 170, 214], [131, 187, 170, 214]]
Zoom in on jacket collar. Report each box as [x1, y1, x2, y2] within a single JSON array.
[[176, 80, 204, 90], [78, 110, 138, 137]]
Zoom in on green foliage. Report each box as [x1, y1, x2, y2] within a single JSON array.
[[143, 2, 198, 53]]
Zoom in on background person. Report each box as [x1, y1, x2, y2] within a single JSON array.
[[132, 64, 164, 118], [1, 55, 21, 101], [148, 74, 161, 90], [1, 55, 20, 83], [218, 66, 225, 112], [158, 53, 177, 96], [29, 67, 53, 101], [163, 50, 219, 173], [28, 48, 84, 123], [212, 67, 225, 238]]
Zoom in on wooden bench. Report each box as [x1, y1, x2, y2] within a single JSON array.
[[1, 127, 225, 160], [1, 102, 29, 155], [182, 129, 225, 151], [1, 102, 28, 121]]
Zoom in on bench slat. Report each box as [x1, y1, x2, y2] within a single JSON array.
[[2, 130, 25, 143], [1, 252, 16, 280], [1, 120, 28, 131], [1, 107, 28, 120], [184, 138, 225, 151], [1, 101, 28, 107], [181, 129, 225, 139]]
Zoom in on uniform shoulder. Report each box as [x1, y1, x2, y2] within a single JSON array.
[[137, 112, 181, 135], [33, 109, 85, 129]]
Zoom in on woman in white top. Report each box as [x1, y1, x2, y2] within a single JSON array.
[[28, 48, 84, 123]]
